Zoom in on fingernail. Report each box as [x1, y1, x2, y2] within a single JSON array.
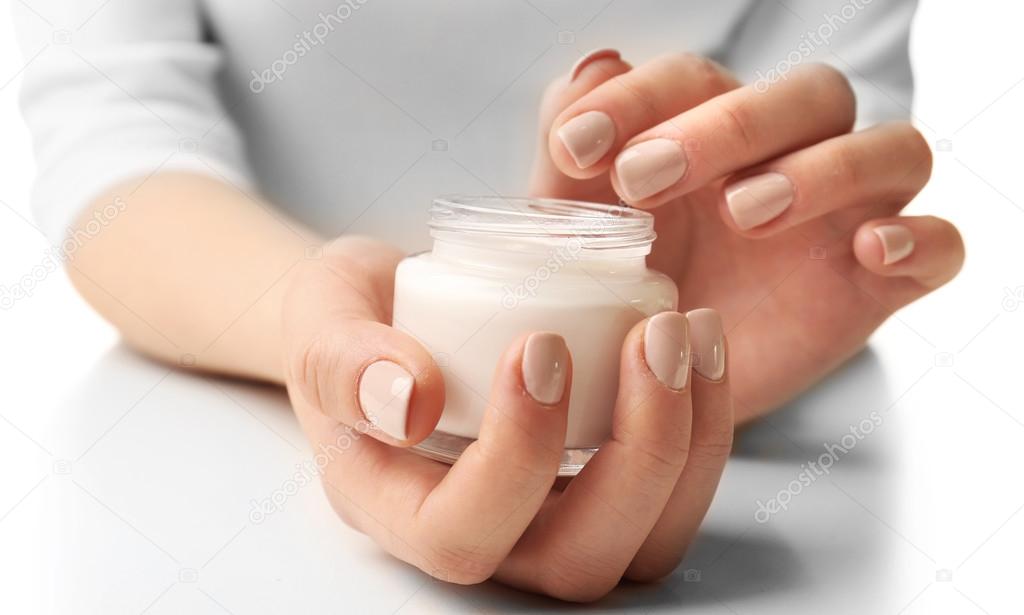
[[358, 360, 414, 440], [873, 224, 915, 264], [644, 312, 690, 390], [557, 110, 616, 169], [615, 138, 688, 202], [570, 48, 621, 82], [522, 332, 569, 405], [686, 308, 725, 381], [724, 172, 794, 230]]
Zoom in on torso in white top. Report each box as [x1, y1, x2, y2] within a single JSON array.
[[13, 0, 918, 249]]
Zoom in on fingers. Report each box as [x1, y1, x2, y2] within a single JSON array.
[[611, 63, 855, 206], [413, 333, 570, 581], [852, 215, 965, 293], [718, 122, 932, 234], [283, 240, 446, 446], [317, 332, 571, 585], [548, 52, 739, 179], [498, 312, 694, 601], [292, 319, 446, 445], [627, 309, 733, 581], [530, 48, 632, 199]]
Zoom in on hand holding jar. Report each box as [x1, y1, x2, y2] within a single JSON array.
[[283, 235, 732, 601], [534, 50, 963, 423], [282, 50, 963, 602]]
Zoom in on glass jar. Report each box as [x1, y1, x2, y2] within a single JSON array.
[[393, 196, 677, 475]]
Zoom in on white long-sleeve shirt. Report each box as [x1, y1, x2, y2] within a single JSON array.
[[13, 0, 918, 251]]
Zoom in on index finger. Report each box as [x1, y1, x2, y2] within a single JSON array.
[[611, 63, 855, 207], [549, 53, 740, 179]]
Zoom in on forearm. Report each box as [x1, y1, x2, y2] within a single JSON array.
[[66, 172, 317, 383]]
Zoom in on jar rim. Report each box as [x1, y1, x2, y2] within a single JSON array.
[[429, 195, 656, 251]]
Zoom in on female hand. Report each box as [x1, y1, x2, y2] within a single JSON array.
[[282, 236, 734, 601], [532, 51, 965, 422]]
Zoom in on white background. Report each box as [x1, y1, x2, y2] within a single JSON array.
[[1, 1, 1022, 613]]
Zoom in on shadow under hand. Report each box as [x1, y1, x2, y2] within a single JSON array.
[[417, 528, 800, 613], [432, 348, 899, 612], [69, 344, 899, 612], [733, 347, 892, 467]]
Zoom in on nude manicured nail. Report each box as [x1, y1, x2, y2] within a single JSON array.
[[686, 308, 725, 381], [358, 360, 414, 440], [522, 332, 569, 405], [644, 312, 690, 390], [873, 224, 915, 264], [615, 138, 688, 202], [557, 110, 616, 169], [724, 172, 794, 230], [570, 48, 621, 81]]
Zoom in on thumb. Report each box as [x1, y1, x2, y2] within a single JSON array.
[[283, 239, 445, 446], [528, 49, 631, 200]]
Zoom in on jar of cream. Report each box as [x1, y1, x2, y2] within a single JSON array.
[[393, 196, 677, 475]]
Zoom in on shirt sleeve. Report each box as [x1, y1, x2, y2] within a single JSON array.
[[721, 0, 919, 128], [12, 0, 254, 243]]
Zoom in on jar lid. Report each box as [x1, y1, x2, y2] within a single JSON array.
[[429, 196, 656, 251]]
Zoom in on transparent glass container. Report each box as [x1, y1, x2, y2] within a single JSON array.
[[393, 196, 677, 476]]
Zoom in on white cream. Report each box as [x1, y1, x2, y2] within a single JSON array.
[[393, 197, 677, 474]]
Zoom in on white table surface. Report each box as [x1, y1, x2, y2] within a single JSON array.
[[3, 2, 1023, 613], [3, 307, 1021, 614]]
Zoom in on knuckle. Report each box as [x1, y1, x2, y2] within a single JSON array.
[[806, 64, 856, 124], [539, 547, 622, 602], [325, 494, 365, 534], [807, 63, 855, 100], [633, 442, 689, 483], [617, 424, 691, 482], [943, 217, 965, 249], [328, 235, 404, 272], [713, 99, 758, 152], [474, 439, 555, 491], [830, 140, 864, 187], [288, 333, 338, 411], [945, 222, 967, 272], [610, 72, 661, 125], [902, 124, 934, 189], [659, 50, 700, 68], [627, 553, 683, 583], [666, 52, 733, 94], [685, 438, 734, 472], [424, 542, 499, 585], [543, 577, 617, 603]]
